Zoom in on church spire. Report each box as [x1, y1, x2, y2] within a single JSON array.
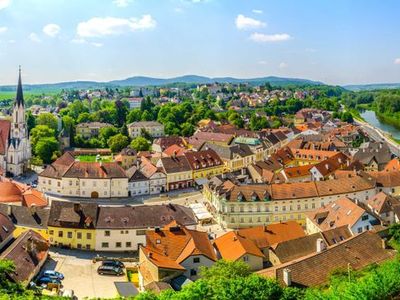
[[15, 66, 24, 107]]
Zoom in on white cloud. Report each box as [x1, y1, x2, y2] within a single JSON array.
[[43, 23, 61, 37], [0, 26, 7, 34], [235, 14, 266, 30], [258, 60, 267, 65], [91, 42, 103, 47], [113, 0, 130, 7], [8, 39, 15, 43], [395, 58, 400, 65], [250, 32, 291, 43], [29, 32, 41, 43], [0, 0, 10, 10], [77, 15, 157, 37], [279, 62, 288, 69], [174, 7, 184, 13], [252, 9, 263, 14]]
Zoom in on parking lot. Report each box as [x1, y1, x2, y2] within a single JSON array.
[[42, 248, 136, 299]]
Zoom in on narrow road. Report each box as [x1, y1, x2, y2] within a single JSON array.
[[354, 119, 400, 157]]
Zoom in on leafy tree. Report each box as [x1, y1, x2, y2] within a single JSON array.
[[76, 112, 93, 124], [114, 99, 129, 127], [107, 133, 129, 153], [30, 125, 55, 147], [35, 137, 59, 164], [62, 115, 75, 136], [127, 109, 143, 123], [26, 111, 36, 133], [36, 112, 58, 132], [130, 136, 150, 151], [99, 126, 119, 147]]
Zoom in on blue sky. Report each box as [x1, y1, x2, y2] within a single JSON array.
[[0, 0, 399, 85]]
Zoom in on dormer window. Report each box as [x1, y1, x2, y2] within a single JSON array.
[[237, 193, 244, 202]]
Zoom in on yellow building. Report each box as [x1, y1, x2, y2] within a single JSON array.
[[47, 201, 98, 250], [185, 149, 225, 180]]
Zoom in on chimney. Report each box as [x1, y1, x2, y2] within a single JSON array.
[[382, 238, 387, 249], [283, 268, 291, 286], [7, 205, 12, 217], [316, 238, 326, 253], [73, 203, 81, 213], [30, 205, 37, 216]]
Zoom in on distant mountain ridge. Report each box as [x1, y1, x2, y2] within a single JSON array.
[[0, 75, 324, 92], [344, 83, 400, 91]]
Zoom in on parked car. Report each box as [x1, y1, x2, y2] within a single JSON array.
[[37, 276, 61, 285], [43, 270, 64, 280], [101, 260, 125, 268], [97, 265, 124, 276]]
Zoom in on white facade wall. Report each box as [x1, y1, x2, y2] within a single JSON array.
[[180, 255, 215, 280], [129, 180, 150, 196], [95, 228, 147, 251]]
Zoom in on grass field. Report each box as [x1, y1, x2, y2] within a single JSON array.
[[77, 155, 113, 162]]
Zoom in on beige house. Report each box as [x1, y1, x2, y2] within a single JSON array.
[[204, 174, 376, 229], [38, 152, 129, 198], [157, 156, 193, 191], [76, 122, 113, 138], [128, 121, 164, 139]]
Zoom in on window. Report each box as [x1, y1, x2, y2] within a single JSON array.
[[58, 231, 63, 238], [193, 257, 200, 263], [361, 215, 369, 221], [49, 230, 54, 235], [190, 269, 197, 276], [105, 231, 110, 237], [126, 242, 132, 248], [86, 233, 92, 239], [243, 255, 249, 262], [357, 227, 362, 233], [77, 232, 82, 239], [136, 230, 146, 235], [116, 242, 122, 248]]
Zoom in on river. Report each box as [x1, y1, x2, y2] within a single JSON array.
[[360, 110, 400, 140]]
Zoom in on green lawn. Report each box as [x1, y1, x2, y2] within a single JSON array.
[[77, 155, 113, 162]]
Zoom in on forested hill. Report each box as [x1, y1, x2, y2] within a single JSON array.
[[0, 75, 323, 92], [344, 83, 400, 91]]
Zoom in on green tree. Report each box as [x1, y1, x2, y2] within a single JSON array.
[[30, 125, 55, 147], [35, 137, 59, 164], [36, 112, 58, 132], [127, 109, 142, 123], [76, 112, 93, 124], [25, 111, 36, 134], [130, 136, 150, 151], [107, 133, 129, 153]]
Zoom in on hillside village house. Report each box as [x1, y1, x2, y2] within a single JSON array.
[[366, 192, 400, 225], [140, 158, 167, 194], [76, 122, 113, 139], [204, 174, 376, 228], [95, 204, 197, 252], [0, 212, 16, 251], [138, 222, 216, 291], [128, 121, 165, 139], [157, 156, 193, 191], [39, 152, 129, 198], [184, 149, 224, 180], [305, 197, 379, 235], [115, 147, 137, 169], [47, 201, 98, 250]]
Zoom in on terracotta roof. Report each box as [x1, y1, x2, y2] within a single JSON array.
[[384, 158, 400, 172], [0, 179, 47, 207], [237, 221, 305, 249], [369, 170, 400, 187], [282, 164, 313, 179], [1, 230, 49, 285], [214, 231, 264, 261], [306, 197, 369, 231], [144, 221, 216, 267], [258, 231, 396, 287], [367, 192, 400, 215], [311, 152, 350, 177], [163, 144, 186, 157], [153, 136, 185, 151], [191, 131, 234, 145], [141, 246, 185, 270]]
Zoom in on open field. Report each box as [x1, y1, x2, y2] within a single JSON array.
[[77, 155, 113, 162]]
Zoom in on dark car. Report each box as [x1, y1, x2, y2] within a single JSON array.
[[97, 265, 124, 276], [37, 276, 61, 285], [43, 270, 64, 280], [101, 260, 125, 268]]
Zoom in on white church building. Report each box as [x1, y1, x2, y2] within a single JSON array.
[[0, 68, 31, 176]]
